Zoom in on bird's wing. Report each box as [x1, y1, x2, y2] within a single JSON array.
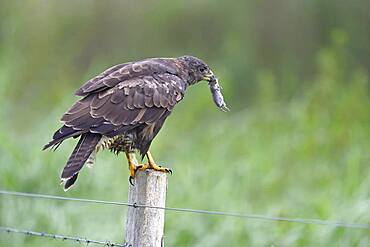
[[75, 59, 179, 96], [61, 73, 186, 137]]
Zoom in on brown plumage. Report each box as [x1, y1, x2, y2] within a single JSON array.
[[43, 55, 228, 191]]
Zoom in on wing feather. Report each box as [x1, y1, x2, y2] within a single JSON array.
[[111, 89, 125, 104], [75, 62, 131, 96], [75, 58, 181, 96], [58, 73, 186, 137]]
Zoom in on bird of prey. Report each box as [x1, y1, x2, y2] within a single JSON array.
[[43, 55, 228, 191]]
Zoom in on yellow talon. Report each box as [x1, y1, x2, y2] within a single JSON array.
[[126, 151, 172, 186], [138, 151, 172, 173], [126, 152, 140, 185], [144, 151, 172, 174], [138, 162, 172, 173]]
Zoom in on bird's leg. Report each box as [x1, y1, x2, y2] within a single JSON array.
[[139, 151, 172, 174], [125, 152, 140, 185]]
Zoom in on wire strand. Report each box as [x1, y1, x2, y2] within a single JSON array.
[[0, 226, 129, 247], [0, 190, 369, 230]]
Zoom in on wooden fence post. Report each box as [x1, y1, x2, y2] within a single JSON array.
[[125, 170, 168, 247]]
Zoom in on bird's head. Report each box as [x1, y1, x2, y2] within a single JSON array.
[[179, 55, 215, 84], [179, 55, 229, 112]]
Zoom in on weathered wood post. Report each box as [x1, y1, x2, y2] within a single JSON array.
[[125, 170, 168, 247]]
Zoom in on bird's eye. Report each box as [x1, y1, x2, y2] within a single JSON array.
[[199, 66, 207, 73]]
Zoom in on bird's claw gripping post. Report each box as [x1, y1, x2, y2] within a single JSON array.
[[208, 76, 229, 112], [129, 165, 139, 186], [127, 151, 172, 186], [138, 163, 173, 174], [126, 152, 140, 186], [139, 151, 173, 174]]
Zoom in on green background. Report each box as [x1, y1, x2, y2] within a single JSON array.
[[0, 1, 369, 246]]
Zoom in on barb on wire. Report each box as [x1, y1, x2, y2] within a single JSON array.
[[0, 226, 130, 247], [0, 190, 369, 230]]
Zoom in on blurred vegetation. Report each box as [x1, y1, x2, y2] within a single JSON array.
[[0, 1, 369, 246]]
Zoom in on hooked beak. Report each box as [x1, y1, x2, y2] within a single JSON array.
[[203, 71, 215, 82]]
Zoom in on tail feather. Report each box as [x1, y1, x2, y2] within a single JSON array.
[[43, 125, 83, 150], [63, 173, 79, 191], [61, 133, 101, 190]]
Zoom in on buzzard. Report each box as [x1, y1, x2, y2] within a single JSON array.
[[43, 56, 228, 190]]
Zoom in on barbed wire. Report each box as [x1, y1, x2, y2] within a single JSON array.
[[1, 190, 369, 230], [0, 226, 130, 247]]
